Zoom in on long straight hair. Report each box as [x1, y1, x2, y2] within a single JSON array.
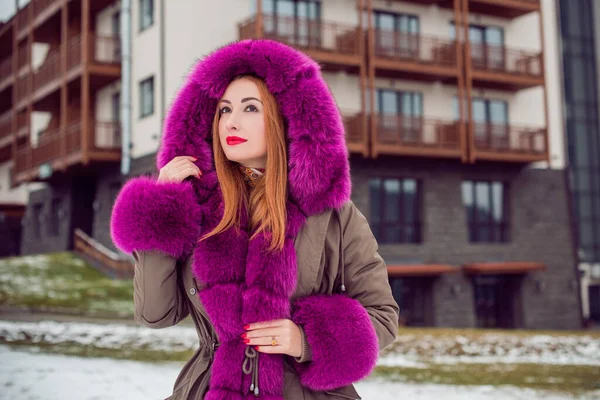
[[199, 75, 288, 252]]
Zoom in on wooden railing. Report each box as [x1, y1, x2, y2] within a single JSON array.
[[67, 35, 82, 70], [15, 75, 28, 104], [93, 120, 121, 149], [470, 43, 542, 77], [32, 0, 56, 20], [0, 111, 12, 139], [0, 57, 12, 82], [74, 228, 134, 279], [374, 114, 461, 149], [91, 34, 121, 64], [33, 48, 61, 91], [343, 113, 366, 146], [66, 120, 82, 154], [239, 14, 361, 56], [374, 30, 458, 67], [472, 123, 546, 154], [18, 45, 28, 70]]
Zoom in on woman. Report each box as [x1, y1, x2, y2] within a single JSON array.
[[110, 39, 399, 400]]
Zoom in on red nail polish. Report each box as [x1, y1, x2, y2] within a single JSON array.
[[241, 333, 247, 339], [254, 346, 259, 350], [244, 324, 250, 330], [243, 339, 250, 344]]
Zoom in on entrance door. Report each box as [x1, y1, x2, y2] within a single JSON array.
[[473, 274, 521, 328], [389, 277, 433, 326]]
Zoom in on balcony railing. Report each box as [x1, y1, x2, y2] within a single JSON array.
[[343, 113, 366, 146], [472, 123, 546, 154], [239, 14, 361, 57], [375, 114, 461, 149], [0, 57, 12, 83], [470, 43, 542, 77], [93, 120, 121, 149], [17, 46, 28, 70], [374, 30, 458, 67], [68, 35, 82, 70], [15, 75, 29, 104], [33, 48, 61, 92], [32, 0, 56, 20], [91, 34, 121, 64], [0, 111, 12, 139], [14, 119, 121, 176]]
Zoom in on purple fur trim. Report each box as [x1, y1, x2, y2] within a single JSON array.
[[109, 176, 202, 260], [290, 294, 379, 391]]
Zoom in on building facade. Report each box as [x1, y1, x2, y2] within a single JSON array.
[[0, 0, 584, 329]]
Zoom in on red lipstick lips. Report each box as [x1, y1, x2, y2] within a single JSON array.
[[226, 136, 248, 146]]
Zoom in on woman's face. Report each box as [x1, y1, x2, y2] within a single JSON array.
[[218, 78, 267, 169]]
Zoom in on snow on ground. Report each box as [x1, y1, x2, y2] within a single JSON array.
[[2, 320, 600, 367], [0, 320, 199, 352], [379, 332, 600, 367], [1, 345, 597, 400]]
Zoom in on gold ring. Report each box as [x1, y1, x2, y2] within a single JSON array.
[[271, 336, 277, 346]]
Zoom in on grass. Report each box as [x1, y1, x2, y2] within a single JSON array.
[[0, 251, 134, 319], [372, 363, 600, 396]]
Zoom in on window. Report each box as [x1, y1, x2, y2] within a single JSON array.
[[472, 98, 509, 150], [377, 89, 423, 143], [49, 198, 61, 236], [450, 23, 505, 70], [462, 180, 509, 243], [263, 0, 321, 47], [369, 177, 422, 244], [33, 203, 43, 239], [139, 77, 154, 118], [374, 11, 419, 57], [139, 0, 154, 31]]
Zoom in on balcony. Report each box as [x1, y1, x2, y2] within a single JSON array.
[[343, 112, 369, 157], [372, 30, 459, 82], [470, 122, 547, 162], [13, 34, 120, 110], [14, 119, 121, 183], [467, 0, 540, 19], [0, 111, 12, 147], [0, 57, 12, 91], [239, 14, 363, 72], [470, 44, 543, 90], [394, 0, 540, 19], [371, 114, 464, 159]]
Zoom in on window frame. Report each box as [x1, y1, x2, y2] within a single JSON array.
[[368, 176, 423, 244], [462, 179, 510, 243], [139, 76, 155, 119], [139, 0, 154, 32]]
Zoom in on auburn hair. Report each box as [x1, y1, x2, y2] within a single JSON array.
[[198, 75, 288, 252]]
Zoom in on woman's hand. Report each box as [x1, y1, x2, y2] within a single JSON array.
[[157, 156, 203, 183], [242, 319, 302, 358]]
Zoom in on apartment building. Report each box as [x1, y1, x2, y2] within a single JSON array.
[[0, 0, 584, 329]]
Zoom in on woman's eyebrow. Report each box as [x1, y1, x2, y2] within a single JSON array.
[[219, 97, 263, 104]]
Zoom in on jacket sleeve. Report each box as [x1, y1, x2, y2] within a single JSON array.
[[132, 250, 190, 328], [290, 200, 400, 390], [110, 176, 203, 260]]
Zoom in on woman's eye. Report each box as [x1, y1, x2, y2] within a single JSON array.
[[245, 105, 258, 112], [220, 106, 231, 114]]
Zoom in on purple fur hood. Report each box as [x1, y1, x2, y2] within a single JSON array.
[[110, 39, 398, 399]]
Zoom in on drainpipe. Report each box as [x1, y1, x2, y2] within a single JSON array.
[[160, 0, 165, 130], [120, 0, 131, 176]]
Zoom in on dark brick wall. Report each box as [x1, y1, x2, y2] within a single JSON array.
[[0, 214, 22, 257], [349, 155, 582, 330], [93, 153, 158, 252], [21, 181, 73, 254]]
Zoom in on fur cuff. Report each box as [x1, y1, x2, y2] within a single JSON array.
[[290, 294, 379, 391], [110, 176, 203, 260]]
